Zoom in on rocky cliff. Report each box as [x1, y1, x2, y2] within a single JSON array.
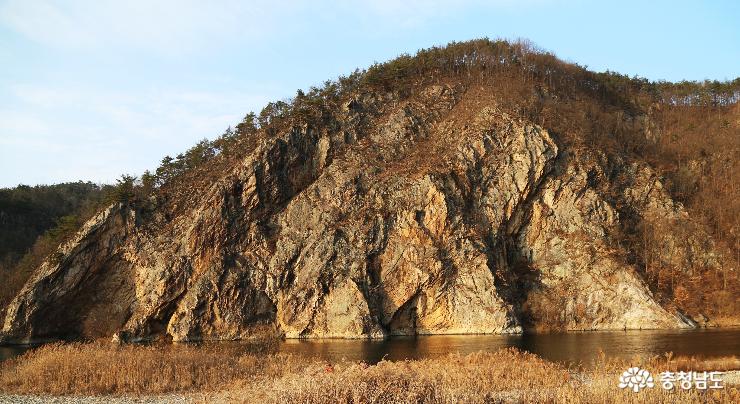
[[3, 76, 718, 343]]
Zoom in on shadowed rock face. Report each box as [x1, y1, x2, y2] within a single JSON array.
[[1, 84, 700, 343]]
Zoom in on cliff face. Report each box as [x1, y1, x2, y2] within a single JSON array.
[[1, 83, 708, 343]]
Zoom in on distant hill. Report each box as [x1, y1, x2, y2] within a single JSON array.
[[1, 38, 738, 343], [0, 182, 110, 317]]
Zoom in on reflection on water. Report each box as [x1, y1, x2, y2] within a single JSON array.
[[0, 345, 32, 362], [1, 329, 738, 366], [279, 328, 740, 366]]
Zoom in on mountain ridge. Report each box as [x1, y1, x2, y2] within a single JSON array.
[[1, 39, 737, 343]]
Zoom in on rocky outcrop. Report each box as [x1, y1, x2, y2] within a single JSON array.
[[1, 84, 700, 343]]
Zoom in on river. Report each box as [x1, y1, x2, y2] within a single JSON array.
[[279, 328, 740, 366], [1, 328, 738, 366]]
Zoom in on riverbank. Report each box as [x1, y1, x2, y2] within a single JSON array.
[[0, 341, 738, 403]]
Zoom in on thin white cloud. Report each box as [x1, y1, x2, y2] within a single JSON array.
[[0, 83, 270, 185], [0, 0, 294, 54], [0, 0, 561, 186], [9, 84, 266, 130]]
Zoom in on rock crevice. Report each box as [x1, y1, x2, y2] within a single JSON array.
[[1, 85, 701, 343]]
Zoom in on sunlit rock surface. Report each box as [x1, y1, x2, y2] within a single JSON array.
[[1, 84, 699, 343]]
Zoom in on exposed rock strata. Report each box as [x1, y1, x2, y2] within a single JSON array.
[[1, 84, 700, 343]]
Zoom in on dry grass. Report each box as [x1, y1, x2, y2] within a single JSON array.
[[1, 343, 738, 403], [225, 349, 740, 403], [659, 354, 740, 372], [0, 338, 303, 396]]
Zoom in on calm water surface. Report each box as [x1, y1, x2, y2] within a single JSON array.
[[1, 328, 738, 366], [279, 328, 740, 366]]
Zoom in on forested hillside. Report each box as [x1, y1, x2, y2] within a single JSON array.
[[138, 39, 739, 324], [1, 39, 738, 341], [0, 182, 110, 317]]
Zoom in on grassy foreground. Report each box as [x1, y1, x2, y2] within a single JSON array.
[[0, 341, 738, 403]]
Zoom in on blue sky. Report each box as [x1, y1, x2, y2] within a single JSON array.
[[0, 0, 738, 187]]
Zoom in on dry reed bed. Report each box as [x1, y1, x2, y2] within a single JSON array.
[[0, 340, 296, 396], [226, 350, 740, 403], [0, 342, 738, 403]]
